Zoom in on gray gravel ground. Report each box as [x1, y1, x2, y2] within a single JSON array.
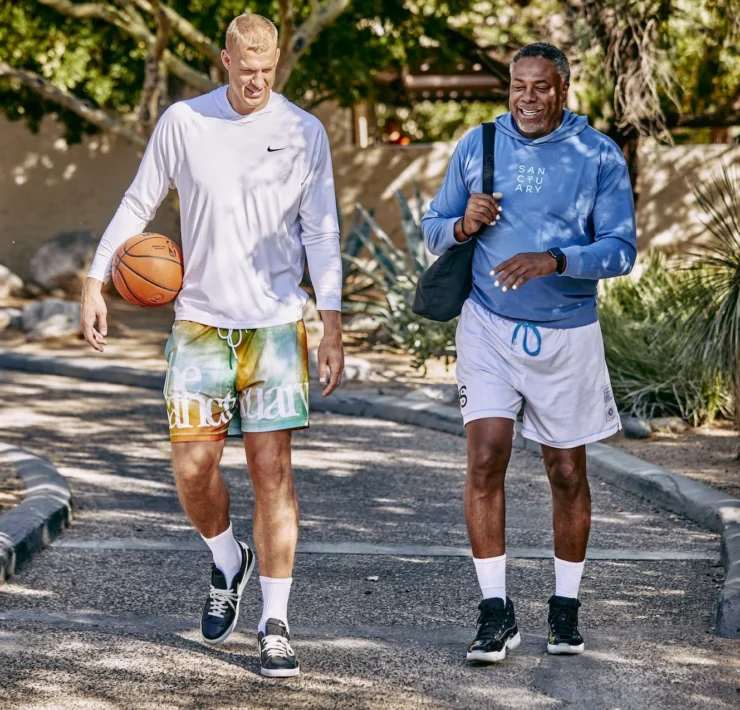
[[0, 370, 738, 709]]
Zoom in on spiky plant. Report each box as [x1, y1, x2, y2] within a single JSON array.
[[599, 252, 730, 425], [675, 161, 740, 429], [341, 186, 457, 371]]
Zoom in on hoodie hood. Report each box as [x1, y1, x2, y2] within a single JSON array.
[[494, 108, 588, 145], [212, 85, 281, 124]]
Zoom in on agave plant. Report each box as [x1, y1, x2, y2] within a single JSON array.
[[341, 185, 457, 370], [673, 160, 740, 428]]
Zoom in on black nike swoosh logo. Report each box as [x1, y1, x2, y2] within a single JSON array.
[[267, 146, 286, 152]]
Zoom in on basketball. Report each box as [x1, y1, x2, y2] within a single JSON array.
[[111, 233, 183, 307]]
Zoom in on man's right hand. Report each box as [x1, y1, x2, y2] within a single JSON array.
[[455, 192, 504, 242], [81, 277, 108, 352]]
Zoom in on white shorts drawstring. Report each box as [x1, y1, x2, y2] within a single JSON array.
[[217, 328, 243, 363]]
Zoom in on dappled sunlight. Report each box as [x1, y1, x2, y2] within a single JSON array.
[[1, 626, 440, 708], [372, 505, 416, 515], [0, 584, 55, 598], [60, 468, 173, 494], [389, 556, 435, 564], [623, 587, 685, 598], [461, 684, 561, 708], [585, 649, 646, 666]]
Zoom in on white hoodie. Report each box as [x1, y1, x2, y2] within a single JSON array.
[[88, 88, 342, 329]]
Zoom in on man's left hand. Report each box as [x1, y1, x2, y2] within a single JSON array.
[[490, 252, 559, 292], [317, 310, 344, 397]]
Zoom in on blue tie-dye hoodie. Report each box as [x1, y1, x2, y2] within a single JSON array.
[[421, 109, 637, 329]]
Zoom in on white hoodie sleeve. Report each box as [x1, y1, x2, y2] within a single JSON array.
[[88, 108, 180, 283], [298, 125, 342, 312]]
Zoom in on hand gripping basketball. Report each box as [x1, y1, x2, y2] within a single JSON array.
[[112, 233, 184, 307]]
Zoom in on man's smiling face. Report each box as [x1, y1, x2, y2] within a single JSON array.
[[509, 57, 568, 139]]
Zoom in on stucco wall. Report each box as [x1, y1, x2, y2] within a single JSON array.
[[0, 116, 178, 281], [0, 111, 737, 282], [635, 142, 740, 254]]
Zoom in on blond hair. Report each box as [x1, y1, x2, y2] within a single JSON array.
[[225, 13, 278, 54]]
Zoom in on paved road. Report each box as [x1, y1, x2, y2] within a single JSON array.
[[0, 371, 737, 709]]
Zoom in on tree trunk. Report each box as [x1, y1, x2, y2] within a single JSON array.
[[608, 125, 641, 210], [734, 361, 740, 437]]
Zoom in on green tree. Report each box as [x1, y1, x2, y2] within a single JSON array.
[[0, 0, 484, 147]]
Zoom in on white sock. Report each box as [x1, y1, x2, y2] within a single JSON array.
[[554, 557, 585, 599], [473, 554, 507, 601], [258, 576, 293, 634], [201, 523, 242, 588]]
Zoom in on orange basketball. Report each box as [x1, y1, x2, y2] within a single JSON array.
[[112, 233, 183, 307]]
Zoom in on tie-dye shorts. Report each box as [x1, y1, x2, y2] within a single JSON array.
[[163, 320, 310, 442]]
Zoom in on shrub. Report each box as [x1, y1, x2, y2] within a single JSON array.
[[599, 253, 731, 425]]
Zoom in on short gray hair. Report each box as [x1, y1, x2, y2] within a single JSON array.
[[509, 43, 570, 85]]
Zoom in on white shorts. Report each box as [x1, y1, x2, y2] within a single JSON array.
[[455, 300, 621, 449]]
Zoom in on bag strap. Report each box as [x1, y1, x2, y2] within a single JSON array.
[[482, 122, 496, 194]]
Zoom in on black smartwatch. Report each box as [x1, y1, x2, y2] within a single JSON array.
[[548, 247, 566, 275]]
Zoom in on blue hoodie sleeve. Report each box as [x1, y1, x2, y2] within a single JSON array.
[[561, 145, 637, 280], [421, 139, 471, 255]]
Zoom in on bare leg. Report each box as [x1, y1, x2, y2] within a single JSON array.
[[542, 444, 590, 561], [171, 440, 230, 538], [464, 418, 515, 558], [243, 430, 297, 578]]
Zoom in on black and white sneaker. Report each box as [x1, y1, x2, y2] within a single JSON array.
[[466, 597, 521, 663], [259, 618, 300, 678], [200, 541, 256, 645], [547, 595, 585, 655]]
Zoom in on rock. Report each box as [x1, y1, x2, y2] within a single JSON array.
[[374, 323, 395, 345], [344, 356, 374, 382], [29, 230, 98, 296], [22, 282, 43, 298], [649, 416, 690, 434], [405, 385, 460, 406], [308, 349, 373, 382], [302, 299, 320, 323], [346, 314, 383, 333], [0, 308, 23, 332], [0, 265, 24, 298], [22, 299, 81, 340], [623, 417, 652, 439]]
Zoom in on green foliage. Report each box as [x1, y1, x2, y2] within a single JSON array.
[[377, 100, 506, 142], [0, 0, 143, 142], [3, 0, 739, 144], [599, 253, 731, 425], [676, 162, 740, 380], [0, 0, 488, 140], [341, 188, 457, 371]]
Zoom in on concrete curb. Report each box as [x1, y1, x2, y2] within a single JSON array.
[[0, 443, 72, 583], [1, 349, 738, 637]]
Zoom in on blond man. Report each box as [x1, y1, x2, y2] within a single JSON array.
[[81, 14, 344, 677]]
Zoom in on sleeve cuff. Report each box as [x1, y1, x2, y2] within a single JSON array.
[[440, 218, 465, 252], [87, 266, 109, 284], [315, 294, 342, 312], [561, 246, 583, 278]]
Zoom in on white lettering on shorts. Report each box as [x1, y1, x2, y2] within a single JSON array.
[[166, 364, 309, 430], [238, 383, 309, 423], [165, 364, 236, 430]]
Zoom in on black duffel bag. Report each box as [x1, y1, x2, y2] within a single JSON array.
[[412, 122, 496, 322]]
